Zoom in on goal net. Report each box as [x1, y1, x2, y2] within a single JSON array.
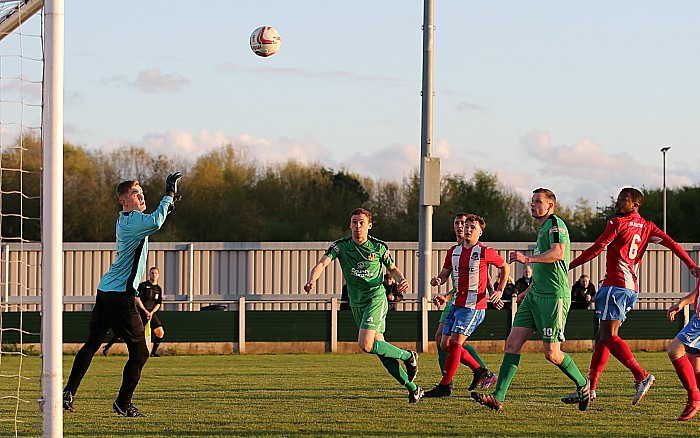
[[0, 0, 63, 436]]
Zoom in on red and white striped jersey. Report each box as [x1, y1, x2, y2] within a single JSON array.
[[570, 212, 696, 292], [443, 242, 505, 309]]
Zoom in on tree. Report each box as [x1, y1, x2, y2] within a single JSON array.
[[435, 170, 534, 242], [177, 144, 258, 241], [1, 133, 41, 241]]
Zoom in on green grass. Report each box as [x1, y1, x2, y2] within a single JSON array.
[[1, 351, 699, 437]]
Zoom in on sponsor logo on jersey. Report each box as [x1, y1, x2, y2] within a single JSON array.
[[351, 261, 372, 278], [630, 221, 644, 228], [550, 226, 566, 234]]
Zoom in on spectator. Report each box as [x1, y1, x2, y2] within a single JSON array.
[[513, 265, 533, 295], [571, 274, 596, 307], [384, 273, 403, 311], [494, 272, 516, 296]]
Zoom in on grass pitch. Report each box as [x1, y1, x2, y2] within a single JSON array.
[[1, 351, 698, 436]]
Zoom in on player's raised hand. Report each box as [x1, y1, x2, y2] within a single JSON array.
[[165, 172, 182, 200], [690, 266, 700, 278], [430, 276, 442, 287]]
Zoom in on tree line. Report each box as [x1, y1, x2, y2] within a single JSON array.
[[2, 134, 699, 243]]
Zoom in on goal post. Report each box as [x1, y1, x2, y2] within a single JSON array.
[[41, 1, 64, 437], [0, 0, 64, 436]]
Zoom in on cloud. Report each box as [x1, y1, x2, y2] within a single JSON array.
[[99, 130, 335, 167], [455, 101, 485, 112], [131, 68, 189, 93], [98, 68, 189, 93], [217, 62, 412, 85], [0, 77, 42, 101], [514, 130, 696, 205]]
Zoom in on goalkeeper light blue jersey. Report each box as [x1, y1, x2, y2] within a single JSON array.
[[97, 195, 174, 295]]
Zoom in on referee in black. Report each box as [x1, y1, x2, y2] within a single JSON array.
[[63, 172, 181, 417]]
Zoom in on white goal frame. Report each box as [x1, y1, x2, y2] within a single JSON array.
[[0, 0, 64, 436]]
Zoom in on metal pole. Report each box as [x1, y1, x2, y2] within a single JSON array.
[[188, 243, 194, 311], [42, 0, 65, 435], [661, 146, 670, 233], [418, 0, 435, 304]]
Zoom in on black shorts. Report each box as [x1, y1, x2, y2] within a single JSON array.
[[91, 291, 145, 343], [138, 310, 163, 330]]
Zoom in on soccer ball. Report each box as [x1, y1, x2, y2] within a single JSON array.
[[250, 26, 281, 57]]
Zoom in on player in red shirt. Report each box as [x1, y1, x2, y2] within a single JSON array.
[[565, 187, 700, 406], [423, 214, 508, 398]]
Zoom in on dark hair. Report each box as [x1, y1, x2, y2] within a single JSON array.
[[350, 208, 372, 223], [533, 188, 556, 203], [149, 266, 159, 273], [619, 187, 644, 206], [116, 180, 139, 198], [454, 212, 468, 220], [464, 213, 486, 231]]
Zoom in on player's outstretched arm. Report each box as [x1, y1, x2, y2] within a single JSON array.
[[569, 221, 618, 270], [304, 255, 332, 292]]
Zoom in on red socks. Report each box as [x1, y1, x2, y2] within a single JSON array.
[[672, 355, 700, 402], [589, 342, 610, 389], [440, 340, 479, 386], [604, 335, 646, 382]]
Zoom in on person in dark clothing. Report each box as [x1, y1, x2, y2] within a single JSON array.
[[63, 173, 181, 418], [383, 273, 403, 311], [571, 274, 596, 303], [513, 265, 533, 294], [103, 266, 166, 357]]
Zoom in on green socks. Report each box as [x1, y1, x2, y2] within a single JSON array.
[[558, 353, 587, 388], [438, 346, 448, 374], [371, 340, 416, 391], [371, 340, 411, 361], [465, 343, 487, 369], [378, 355, 416, 391], [493, 352, 520, 402]]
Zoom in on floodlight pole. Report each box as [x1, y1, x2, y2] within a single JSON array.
[[661, 146, 670, 233], [418, 0, 438, 336]]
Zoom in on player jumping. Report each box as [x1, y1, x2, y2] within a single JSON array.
[[564, 187, 700, 406]]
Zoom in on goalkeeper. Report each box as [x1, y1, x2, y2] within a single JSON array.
[[63, 173, 181, 417]]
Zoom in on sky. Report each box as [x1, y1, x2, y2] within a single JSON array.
[[55, 1, 700, 207]]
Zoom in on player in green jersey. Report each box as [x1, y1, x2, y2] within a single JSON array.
[[304, 208, 423, 403], [472, 188, 590, 412]]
